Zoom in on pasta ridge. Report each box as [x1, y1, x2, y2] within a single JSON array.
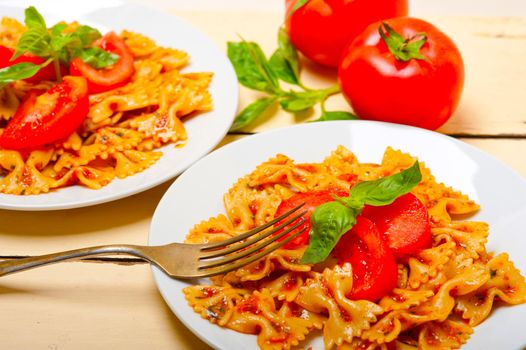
[[0, 19, 212, 194], [182, 146, 526, 349]]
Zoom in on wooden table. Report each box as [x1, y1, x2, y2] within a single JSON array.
[[1, 2, 525, 349]]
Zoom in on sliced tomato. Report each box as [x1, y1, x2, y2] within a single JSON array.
[[0, 46, 15, 67], [333, 216, 398, 301], [0, 45, 66, 82], [69, 32, 134, 94], [274, 189, 348, 249], [0, 76, 89, 150], [361, 193, 432, 258]]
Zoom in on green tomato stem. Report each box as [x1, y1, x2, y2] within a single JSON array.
[[323, 84, 340, 96], [320, 99, 327, 113], [379, 22, 428, 62], [282, 84, 340, 97]]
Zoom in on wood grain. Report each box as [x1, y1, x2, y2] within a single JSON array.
[[1, 136, 523, 350], [0, 262, 211, 350], [0, 9, 524, 350], [175, 12, 526, 136]]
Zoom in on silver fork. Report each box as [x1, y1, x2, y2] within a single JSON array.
[[0, 204, 306, 279]]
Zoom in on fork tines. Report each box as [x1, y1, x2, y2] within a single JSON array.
[[196, 203, 307, 277]]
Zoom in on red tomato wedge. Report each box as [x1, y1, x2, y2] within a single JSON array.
[[333, 216, 398, 301], [0, 46, 14, 67], [274, 189, 348, 249], [69, 32, 134, 94], [0, 76, 89, 150], [361, 193, 432, 258], [0, 45, 65, 82]]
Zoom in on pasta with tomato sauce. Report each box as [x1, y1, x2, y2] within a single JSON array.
[[183, 146, 526, 350], [0, 17, 212, 194]]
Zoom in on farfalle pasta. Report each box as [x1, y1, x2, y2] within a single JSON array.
[[0, 18, 212, 194], [183, 146, 526, 349]]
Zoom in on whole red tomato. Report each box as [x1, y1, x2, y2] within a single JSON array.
[[285, 0, 408, 67], [338, 17, 465, 130]]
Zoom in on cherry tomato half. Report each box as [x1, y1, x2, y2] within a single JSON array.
[[285, 0, 408, 67], [338, 17, 465, 130], [0, 45, 65, 82], [0, 76, 89, 150], [362, 193, 432, 258], [333, 216, 398, 301], [274, 189, 348, 249], [69, 32, 134, 94]]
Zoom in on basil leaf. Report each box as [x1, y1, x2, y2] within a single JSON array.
[[301, 161, 422, 264], [347, 161, 422, 207], [78, 47, 119, 69], [0, 62, 44, 89], [50, 23, 68, 37], [9, 6, 107, 82], [280, 90, 324, 112], [289, 0, 310, 17], [50, 24, 77, 62], [269, 27, 300, 85], [72, 25, 102, 46], [311, 111, 358, 122], [13, 6, 51, 59], [13, 29, 51, 58], [50, 32, 78, 53], [301, 201, 357, 264], [269, 50, 299, 85], [24, 6, 47, 29], [51, 24, 103, 64], [227, 41, 279, 94], [230, 96, 277, 131], [249, 43, 280, 91], [50, 24, 101, 48], [277, 28, 299, 77], [280, 95, 317, 112], [268, 28, 300, 85]]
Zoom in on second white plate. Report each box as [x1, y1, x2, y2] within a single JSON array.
[[0, 0, 238, 210], [150, 120, 526, 350]]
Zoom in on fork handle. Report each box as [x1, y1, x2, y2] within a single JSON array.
[[0, 244, 152, 277]]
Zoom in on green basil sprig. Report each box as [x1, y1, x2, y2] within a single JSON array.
[[12, 6, 51, 59], [1, 6, 118, 87], [301, 161, 422, 264], [228, 41, 279, 94], [227, 27, 355, 131]]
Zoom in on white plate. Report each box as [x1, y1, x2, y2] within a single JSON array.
[[0, 0, 238, 211], [149, 121, 526, 350]]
